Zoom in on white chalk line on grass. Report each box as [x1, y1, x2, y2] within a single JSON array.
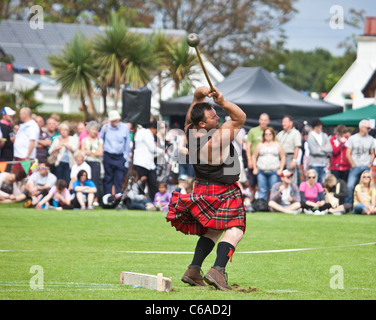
[[118, 242, 375, 255], [0, 242, 374, 255]]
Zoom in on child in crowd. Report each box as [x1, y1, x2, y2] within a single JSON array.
[[35, 179, 73, 210], [154, 182, 171, 211]]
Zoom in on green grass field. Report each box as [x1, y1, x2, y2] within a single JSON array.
[[0, 204, 375, 300]]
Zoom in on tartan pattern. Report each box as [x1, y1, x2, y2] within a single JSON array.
[[166, 180, 246, 236]]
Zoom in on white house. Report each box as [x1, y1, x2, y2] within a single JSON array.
[[325, 17, 376, 110]]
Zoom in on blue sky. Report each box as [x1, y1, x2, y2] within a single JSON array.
[[283, 0, 376, 55]]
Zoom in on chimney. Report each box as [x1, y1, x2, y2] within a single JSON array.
[[364, 17, 376, 36]]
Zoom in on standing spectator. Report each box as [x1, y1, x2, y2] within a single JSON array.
[[48, 123, 79, 186], [345, 120, 375, 205], [81, 121, 103, 199], [71, 170, 97, 210], [277, 115, 302, 185], [156, 121, 170, 183], [46, 117, 60, 143], [307, 119, 332, 185], [246, 113, 270, 201], [268, 169, 301, 214], [177, 131, 195, 178], [24, 160, 57, 206], [352, 170, 376, 215], [76, 121, 89, 146], [252, 127, 285, 201], [133, 120, 164, 202], [35, 115, 51, 163], [99, 110, 131, 195], [0, 107, 16, 172], [13, 107, 40, 173], [233, 126, 247, 185], [330, 125, 350, 182], [299, 169, 331, 214]]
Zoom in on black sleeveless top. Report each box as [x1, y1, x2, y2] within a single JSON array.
[[186, 124, 240, 184]]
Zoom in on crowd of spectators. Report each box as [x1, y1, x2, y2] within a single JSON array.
[[1, 105, 376, 215]]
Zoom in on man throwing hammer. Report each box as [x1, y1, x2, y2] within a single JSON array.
[[166, 86, 246, 291]]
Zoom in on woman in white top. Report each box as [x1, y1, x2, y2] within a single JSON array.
[[252, 127, 285, 201], [48, 122, 79, 186]]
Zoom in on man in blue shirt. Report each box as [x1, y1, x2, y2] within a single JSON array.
[[99, 110, 131, 196]]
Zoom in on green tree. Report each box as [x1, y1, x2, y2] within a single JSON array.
[[164, 39, 198, 97], [16, 84, 43, 111], [48, 32, 99, 120]]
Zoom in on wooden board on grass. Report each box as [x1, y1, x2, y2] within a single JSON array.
[[120, 271, 172, 292]]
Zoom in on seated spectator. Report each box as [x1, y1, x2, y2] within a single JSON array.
[[71, 170, 97, 210], [126, 175, 156, 211], [35, 179, 73, 210], [299, 169, 331, 215], [268, 169, 301, 214], [69, 150, 92, 189], [0, 171, 27, 203], [154, 182, 171, 211], [323, 174, 350, 215], [307, 119, 332, 185], [352, 170, 376, 215], [24, 161, 57, 207]]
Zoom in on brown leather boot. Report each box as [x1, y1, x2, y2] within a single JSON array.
[[181, 265, 206, 286], [204, 266, 232, 291]]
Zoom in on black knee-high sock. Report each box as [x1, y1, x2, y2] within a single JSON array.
[[190, 236, 215, 268], [213, 241, 235, 269]]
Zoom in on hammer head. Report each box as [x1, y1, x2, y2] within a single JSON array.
[[187, 33, 200, 47]]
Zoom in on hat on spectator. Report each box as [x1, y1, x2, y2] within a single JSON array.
[[280, 169, 293, 178], [1, 106, 16, 116], [108, 110, 121, 121]]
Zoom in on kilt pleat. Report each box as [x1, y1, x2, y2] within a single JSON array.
[[166, 180, 246, 236]]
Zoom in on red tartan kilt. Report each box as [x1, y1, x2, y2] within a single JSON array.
[[166, 180, 246, 236]]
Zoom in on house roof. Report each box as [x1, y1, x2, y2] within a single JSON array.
[[362, 70, 376, 98], [0, 19, 186, 72]]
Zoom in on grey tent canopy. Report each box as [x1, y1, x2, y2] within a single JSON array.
[[161, 67, 343, 128]]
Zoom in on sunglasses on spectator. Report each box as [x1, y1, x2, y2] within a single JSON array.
[[308, 176, 316, 179], [363, 176, 371, 179]]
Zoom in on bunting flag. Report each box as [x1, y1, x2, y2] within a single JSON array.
[[20, 160, 31, 175], [0, 162, 7, 173]]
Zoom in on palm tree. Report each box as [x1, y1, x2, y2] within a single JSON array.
[[16, 84, 43, 111], [48, 32, 98, 120], [93, 12, 129, 111], [94, 13, 158, 110], [123, 32, 157, 89], [165, 39, 198, 97]]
